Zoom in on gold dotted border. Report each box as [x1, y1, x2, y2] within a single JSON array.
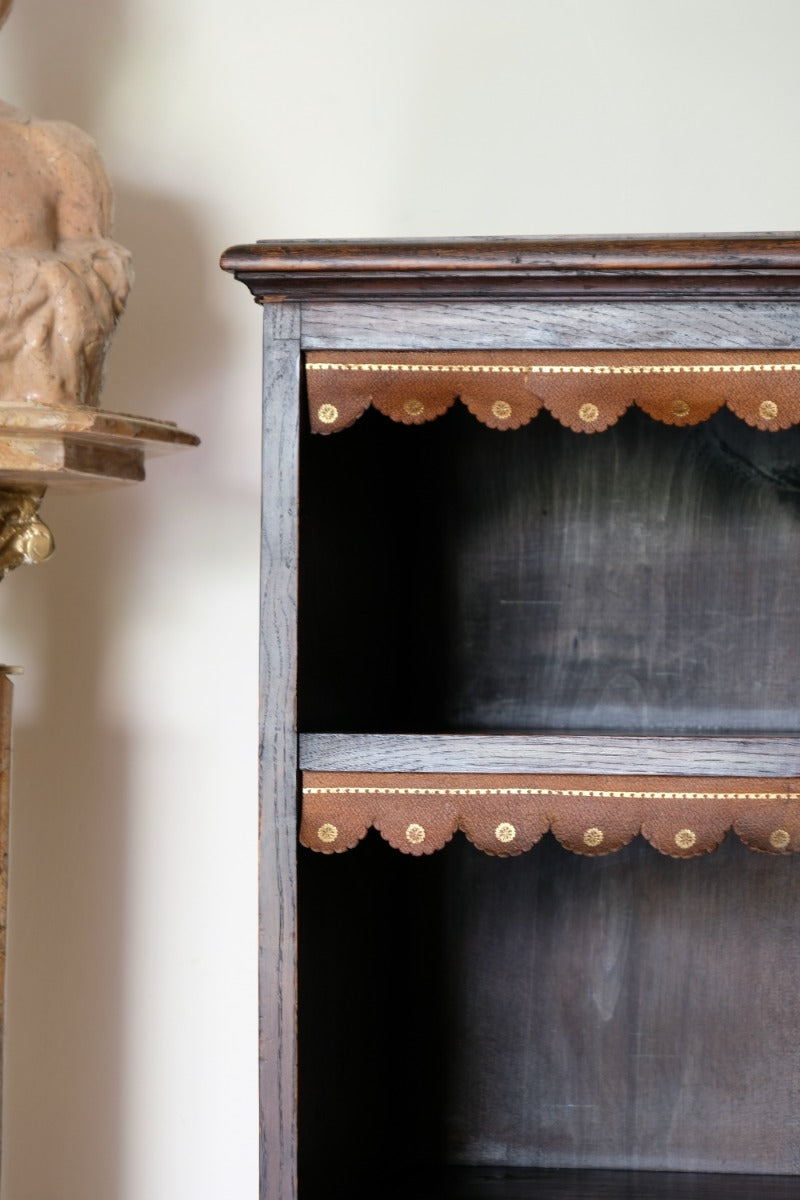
[[304, 785, 800, 801], [307, 361, 800, 377]]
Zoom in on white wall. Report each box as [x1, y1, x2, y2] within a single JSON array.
[[0, 1, 799, 1196]]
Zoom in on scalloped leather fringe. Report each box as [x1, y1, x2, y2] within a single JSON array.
[[306, 350, 800, 435], [301, 772, 800, 858]]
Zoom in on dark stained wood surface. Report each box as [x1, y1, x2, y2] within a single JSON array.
[[298, 406, 800, 738], [438, 837, 800, 1174], [259, 304, 301, 1200], [310, 1164, 800, 1198], [298, 835, 800, 1183], [221, 234, 800, 302]]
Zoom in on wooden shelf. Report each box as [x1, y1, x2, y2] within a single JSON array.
[[299, 732, 800, 777], [309, 1166, 800, 1199], [222, 237, 800, 1200]]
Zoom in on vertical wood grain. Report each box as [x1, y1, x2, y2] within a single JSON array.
[[0, 672, 11, 1155], [0, 670, 13, 1162], [299, 300, 800, 350], [260, 303, 300, 1200]]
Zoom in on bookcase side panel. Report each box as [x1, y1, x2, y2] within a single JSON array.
[[260, 302, 301, 1200]]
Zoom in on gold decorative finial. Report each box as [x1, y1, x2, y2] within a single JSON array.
[[0, 488, 54, 579]]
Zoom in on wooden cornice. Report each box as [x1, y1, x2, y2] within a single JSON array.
[[220, 234, 800, 302]]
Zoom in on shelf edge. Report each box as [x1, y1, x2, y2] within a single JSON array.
[[299, 733, 800, 777]]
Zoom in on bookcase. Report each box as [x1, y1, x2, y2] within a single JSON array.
[[222, 236, 800, 1200]]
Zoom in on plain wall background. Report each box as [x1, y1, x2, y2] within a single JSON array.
[[0, 0, 799, 1196]]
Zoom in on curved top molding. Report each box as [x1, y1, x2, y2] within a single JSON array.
[[220, 233, 800, 302]]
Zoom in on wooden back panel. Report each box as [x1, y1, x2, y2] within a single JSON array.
[[299, 405, 800, 735], [299, 834, 800, 1179]]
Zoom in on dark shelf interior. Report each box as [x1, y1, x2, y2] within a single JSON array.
[[297, 386, 800, 1191], [298, 403, 800, 736], [298, 834, 800, 1187]]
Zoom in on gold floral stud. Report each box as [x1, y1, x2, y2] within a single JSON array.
[[769, 828, 791, 851], [494, 821, 516, 844]]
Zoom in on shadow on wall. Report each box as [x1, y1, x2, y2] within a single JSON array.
[[106, 181, 227, 433], [7, 0, 130, 130], [2, 509, 131, 1200], [0, 1, 228, 1197]]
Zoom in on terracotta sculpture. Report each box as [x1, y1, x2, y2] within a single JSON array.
[[0, 0, 198, 582], [0, 0, 132, 411]]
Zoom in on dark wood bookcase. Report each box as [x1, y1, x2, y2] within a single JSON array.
[[222, 237, 800, 1200]]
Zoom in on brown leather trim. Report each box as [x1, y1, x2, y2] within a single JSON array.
[[306, 351, 800, 435], [300, 772, 800, 858]]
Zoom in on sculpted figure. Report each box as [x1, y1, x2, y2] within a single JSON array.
[[0, 0, 132, 409]]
